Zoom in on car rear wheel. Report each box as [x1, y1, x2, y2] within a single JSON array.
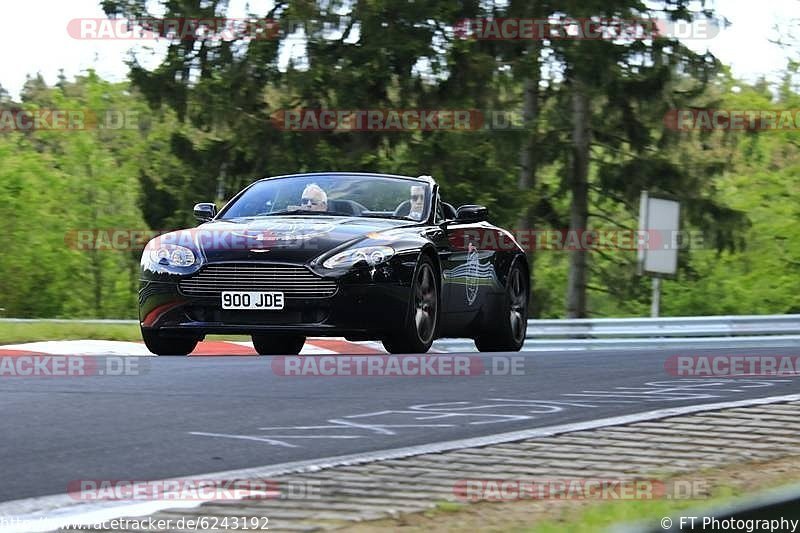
[[251, 334, 306, 355], [141, 329, 198, 356], [382, 255, 438, 354], [474, 260, 528, 352]]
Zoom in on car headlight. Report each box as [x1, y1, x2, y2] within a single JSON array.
[[322, 246, 395, 269], [146, 244, 196, 267]]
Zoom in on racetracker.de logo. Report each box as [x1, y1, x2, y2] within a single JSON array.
[[66, 479, 320, 500], [452, 478, 708, 501], [0, 109, 139, 133], [0, 356, 147, 377], [271, 109, 483, 131], [448, 228, 704, 252], [665, 355, 800, 377], [664, 109, 800, 131], [272, 355, 526, 377], [67, 18, 280, 41], [64, 227, 330, 251], [454, 17, 719, 40], [0, 109, 139, 132]]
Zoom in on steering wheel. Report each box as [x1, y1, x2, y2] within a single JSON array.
[[393, 200, 411, 217]]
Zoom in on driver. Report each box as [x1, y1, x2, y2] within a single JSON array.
[[408, 185, 425, 219], [300, 183, 328, 212]]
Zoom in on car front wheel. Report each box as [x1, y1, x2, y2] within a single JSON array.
[[382, 255, 438, 354]]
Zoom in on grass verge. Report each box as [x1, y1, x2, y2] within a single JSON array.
[[348, 455, 800, 532], [0, 321, 248, 344]]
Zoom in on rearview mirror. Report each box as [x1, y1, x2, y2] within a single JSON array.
[[193, 202, 217, 222], [455, 205, 488, 223]]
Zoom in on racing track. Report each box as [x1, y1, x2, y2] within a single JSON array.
[[1, 342, 799, 507]]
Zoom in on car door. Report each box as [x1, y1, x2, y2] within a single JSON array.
[[431, 196, 483, 322]]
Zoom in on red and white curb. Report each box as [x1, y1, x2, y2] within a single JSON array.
[[0, 338, 388, 357]]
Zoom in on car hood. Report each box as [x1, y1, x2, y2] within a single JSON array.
[[180, 216, 412, 264]]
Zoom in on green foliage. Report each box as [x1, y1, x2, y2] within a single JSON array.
[[0, 73, 148, 317], [0, 1, 798, 318]]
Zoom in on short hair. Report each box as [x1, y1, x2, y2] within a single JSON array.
[[302, 183, 327, 204]]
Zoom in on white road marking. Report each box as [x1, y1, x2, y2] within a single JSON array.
[[0, 340, 153, 356], [0, 338, 389, 357], [189, 379, 799, 447], [2, 392, 800, 532]]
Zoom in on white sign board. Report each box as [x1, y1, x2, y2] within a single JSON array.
[[638, 191, 680, 276]]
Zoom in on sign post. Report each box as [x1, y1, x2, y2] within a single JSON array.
[[651, 277, 661, 317], [638, 191, 680, 317]]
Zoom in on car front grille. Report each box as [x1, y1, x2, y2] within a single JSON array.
[[178, 263, 337, 299]]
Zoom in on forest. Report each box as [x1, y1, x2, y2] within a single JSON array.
[[0, 0, 798, 319]]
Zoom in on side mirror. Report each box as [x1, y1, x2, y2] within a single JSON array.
[[455, 204, 488, 223], [193, 202, 217, 222]]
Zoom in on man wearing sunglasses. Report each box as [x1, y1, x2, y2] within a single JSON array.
[[299, 183, 328, 212], [408, 184, 425, 220]]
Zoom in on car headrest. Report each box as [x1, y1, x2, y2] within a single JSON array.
[[329, 199, 355, 215]]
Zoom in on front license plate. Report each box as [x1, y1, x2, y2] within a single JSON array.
[[221, 291, 285, 310]]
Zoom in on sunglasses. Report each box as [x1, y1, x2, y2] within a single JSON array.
[[411, 194, 424, 201], [301, 197, 322, 206]]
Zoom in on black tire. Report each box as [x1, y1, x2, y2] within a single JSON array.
[[382, 255, 439, 354], [252, 334, 306, 355], [141, 329, 198, 356], [474, 259, 528, 352]]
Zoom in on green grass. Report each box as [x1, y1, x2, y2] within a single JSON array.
[[528, 486, 739, 532], [0, 322, 247, 344], [430, 501, 466, 514]]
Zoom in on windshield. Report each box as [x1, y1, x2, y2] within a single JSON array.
[[219, 174, 432, 222]]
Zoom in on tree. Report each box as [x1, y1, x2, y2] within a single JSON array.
[[543, 1, 747, 317]]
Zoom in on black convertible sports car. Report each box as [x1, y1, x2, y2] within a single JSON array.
[[139, 172, 528, 355]]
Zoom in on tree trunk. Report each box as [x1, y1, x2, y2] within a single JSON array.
[[86, 164, 104, 318], [566, 77, 590, 318], [518, 41, 541, 316]]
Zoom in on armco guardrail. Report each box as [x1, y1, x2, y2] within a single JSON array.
[[525, 314, 800, 338], [436, 314, 800, 351], [3, 315, 800, 351]]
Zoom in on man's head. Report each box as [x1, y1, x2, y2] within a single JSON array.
[[409, 185, 425, 216], [300, 183, 327, 212]]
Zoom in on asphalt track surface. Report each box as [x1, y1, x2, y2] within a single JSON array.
[[2, 345, 799, 503]]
